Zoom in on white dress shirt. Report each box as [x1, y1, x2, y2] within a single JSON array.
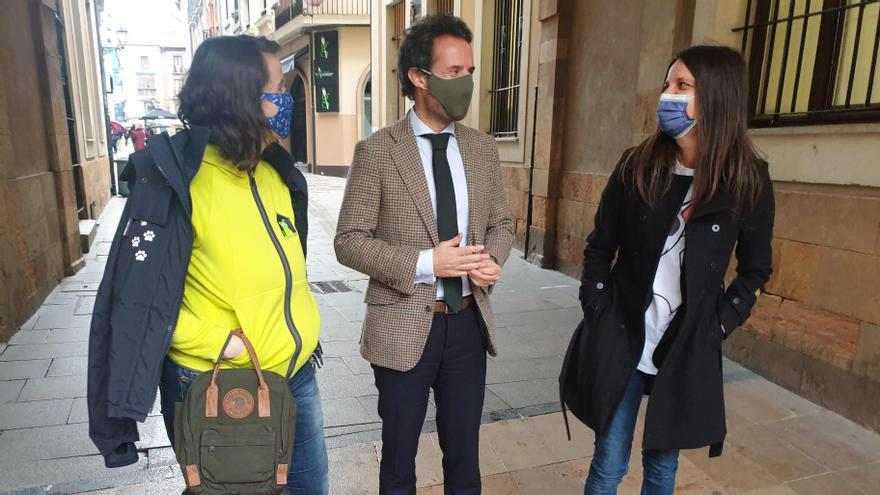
[[410, 110, 472, 299]]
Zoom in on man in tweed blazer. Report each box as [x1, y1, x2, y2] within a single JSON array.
[[335, 15, 514, 495]]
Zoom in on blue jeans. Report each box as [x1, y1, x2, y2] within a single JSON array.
[[585, 371, 679, 495], [159, 357, 329, 495]]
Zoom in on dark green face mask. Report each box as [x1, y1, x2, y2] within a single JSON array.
[[420, 69, 474, 121]]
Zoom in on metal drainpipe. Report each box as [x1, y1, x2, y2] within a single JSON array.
[[93, 0, 117, 199], [523, 85, 538, 260], [309, 31, 318, 175]]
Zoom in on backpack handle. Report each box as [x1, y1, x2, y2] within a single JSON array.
[[206, 329, 271, 418]]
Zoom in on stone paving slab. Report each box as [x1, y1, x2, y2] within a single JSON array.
[[47, 356, 89, 377], [0, 421, 99, 461], [18, 374, 87, 401], [31, 314, 92, 330], [0, 379, 24, 402], [68, 397, 89, 424], [7, 330, 51, 345], [0, 341, 89, 361], [0, 359, 51, 380], [45, 326, 91, 343], [342, 355, 373, 375], [0, 398, 73, 429], [486, 378, 560, 409]]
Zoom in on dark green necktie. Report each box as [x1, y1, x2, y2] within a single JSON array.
[[421, 132, 462, 312]]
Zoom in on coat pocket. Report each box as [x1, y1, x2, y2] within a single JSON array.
[[364, 286, 402, 306], [199, 426, 277, 484], [129, 182, 174, 227], [582, 286, 613, 330]]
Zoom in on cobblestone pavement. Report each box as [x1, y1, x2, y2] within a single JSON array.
[[1, 174, 878, 494]]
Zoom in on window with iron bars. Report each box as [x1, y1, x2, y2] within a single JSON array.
[[489, 0, 524, 138], [436, 0, 454, 15], [736, 0, 880, 127]]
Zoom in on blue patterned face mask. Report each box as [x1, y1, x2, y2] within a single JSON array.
[[657, 93, 697, 139], [261, 92, 294, 139]]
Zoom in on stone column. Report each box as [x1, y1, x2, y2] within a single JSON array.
[[29, 0, 83, 277], [524, 0, 571, 268]]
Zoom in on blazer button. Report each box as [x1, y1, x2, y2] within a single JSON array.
[[640, 214, 647, 222], [596, 282, 605, 290], [425, 305, 433, 312], [712, 224, 721, 233], [732, 297, 741, 305], [619, 323, 626, 329], [710, 262, 718, 271]]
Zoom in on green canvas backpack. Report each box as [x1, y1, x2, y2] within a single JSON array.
[[174, 330, 297, 494]]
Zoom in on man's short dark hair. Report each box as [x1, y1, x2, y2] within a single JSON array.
[[397, 15, 473, 99]]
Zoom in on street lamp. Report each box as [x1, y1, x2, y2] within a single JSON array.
[[116, 27, 128, 47]]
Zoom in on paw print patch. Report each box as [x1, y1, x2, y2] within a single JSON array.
[[143, 230, 156, 242], [135, 250, 147, 262], [131, 237, 141, 248]]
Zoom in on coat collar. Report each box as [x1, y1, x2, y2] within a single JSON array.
[[145, 127, 307, 215]]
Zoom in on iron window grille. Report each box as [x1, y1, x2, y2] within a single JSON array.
[[735, 0, 880, 127], [436, 0, 454, 15], [489, 0, 524, 138]]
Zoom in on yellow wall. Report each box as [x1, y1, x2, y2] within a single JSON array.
[[315, 26, 372, 167], [833, 2, 880, 106]]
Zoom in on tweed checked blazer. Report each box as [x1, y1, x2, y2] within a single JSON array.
[[334, 115, 515, 372]]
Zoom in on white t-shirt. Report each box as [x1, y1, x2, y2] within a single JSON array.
[[638, 162, 695, 375]]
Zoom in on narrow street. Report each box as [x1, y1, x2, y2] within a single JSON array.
[[1, 175, 878, 495]]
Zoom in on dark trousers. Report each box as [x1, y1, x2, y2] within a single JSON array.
[[373, 305, 488, 495]]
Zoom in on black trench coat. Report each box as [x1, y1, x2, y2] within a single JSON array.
[[560, 150, 775, 456]]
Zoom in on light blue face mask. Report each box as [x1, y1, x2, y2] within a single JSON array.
[[261, 92, 294, 139], [657, 93, 697, 139]]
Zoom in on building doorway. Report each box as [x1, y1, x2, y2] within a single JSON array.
[[362, 76, 372, 139], [290, 75, 309, 165]]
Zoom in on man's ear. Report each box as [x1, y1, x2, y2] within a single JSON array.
[[408, 67, 429, 92]]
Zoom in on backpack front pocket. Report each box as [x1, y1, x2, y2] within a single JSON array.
[[200, 425, 277, 484]]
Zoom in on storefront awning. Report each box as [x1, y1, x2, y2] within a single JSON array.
[[280, 46, 309, 74]]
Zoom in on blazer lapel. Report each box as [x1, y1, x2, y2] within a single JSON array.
[[391, 118, 440, 245], [455, 123, 479, 245]]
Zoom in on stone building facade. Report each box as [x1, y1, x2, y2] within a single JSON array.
[[1, 0, 110, 341]]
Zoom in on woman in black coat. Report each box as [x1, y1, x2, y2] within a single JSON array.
[[559, 45, 775, 494]]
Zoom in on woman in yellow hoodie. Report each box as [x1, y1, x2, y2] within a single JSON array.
[[158, 35, 326, 494]]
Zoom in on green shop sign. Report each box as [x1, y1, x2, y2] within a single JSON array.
[[313, 31, 339, 113]]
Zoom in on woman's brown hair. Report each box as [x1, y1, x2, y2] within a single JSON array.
[[177, 35, 281, 170], [627, 45, 765, 218]]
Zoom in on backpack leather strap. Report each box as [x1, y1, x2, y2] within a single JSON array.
[[207, 330, 271, 418]]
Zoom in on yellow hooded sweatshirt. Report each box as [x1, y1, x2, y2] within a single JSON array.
[[167, 144, 320, 377]]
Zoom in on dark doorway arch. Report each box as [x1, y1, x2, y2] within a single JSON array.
[[290, 75, 308, 165]]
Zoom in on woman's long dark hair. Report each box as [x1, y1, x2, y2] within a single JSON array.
[[628, 45, 764, 217], [178, 35, 280, 169]]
